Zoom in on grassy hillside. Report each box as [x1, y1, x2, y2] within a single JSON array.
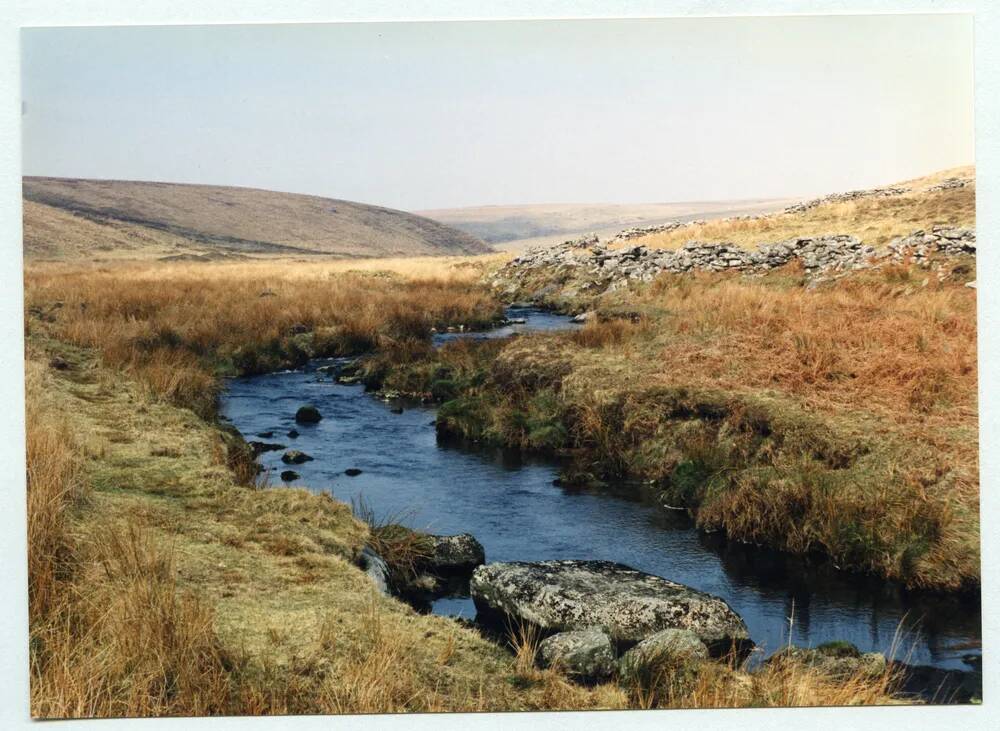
[[23, 177, 491, 261], [629, 166, 975, 251], [419, 199, 794, 252]]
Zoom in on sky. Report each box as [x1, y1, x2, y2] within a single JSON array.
[[20, 15, 974, 211]]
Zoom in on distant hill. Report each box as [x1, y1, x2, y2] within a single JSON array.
[[417, 198, 795, 253], [22, 177, 491, 261]]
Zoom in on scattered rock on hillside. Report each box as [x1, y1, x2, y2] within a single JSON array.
[[295, 404, 322, 423], [926, 177, 972, 192], [538, 629, 616, 680], [470, 560, 750, 651], [281, 450, 313, 464], [49, 355, 71, 371]]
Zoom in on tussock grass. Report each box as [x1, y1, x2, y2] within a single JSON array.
[[417, 259, 978, 588], [625, 652, 903, 709], [25, 258, 503, 417]]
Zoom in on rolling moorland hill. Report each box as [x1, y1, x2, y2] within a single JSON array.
[[22, 177, 492, 261]]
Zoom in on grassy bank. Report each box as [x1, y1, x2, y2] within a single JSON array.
[[24, 257, 912, 715], [366, 258, 978, 591], [25, 340, 630, 716]]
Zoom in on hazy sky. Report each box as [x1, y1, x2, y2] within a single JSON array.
[[21, 15, 974, 211]]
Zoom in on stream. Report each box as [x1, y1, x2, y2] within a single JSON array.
[[221, 307, 981, 675]]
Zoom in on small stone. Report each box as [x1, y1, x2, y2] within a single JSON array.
[[281, 450, 313, 465], [280, 470, 299, 481], [344, 468, 363, 476]]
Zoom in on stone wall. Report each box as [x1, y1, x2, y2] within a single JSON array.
[[782, 186, 910, 215], [493, 225, 976, 298]]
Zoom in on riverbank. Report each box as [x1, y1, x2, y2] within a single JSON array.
[[24, 259, 921, 714], [356, 259, 979, 594]]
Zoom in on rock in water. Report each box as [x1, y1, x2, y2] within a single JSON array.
[[281, 450, 313, 464], [295, 404, 322, 423], [470, 560, 749, 651], [280, 470, 299, 482], [538, 629, 615, 680]]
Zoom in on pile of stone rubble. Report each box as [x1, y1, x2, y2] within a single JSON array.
[[612, 221, 696, 241], [926, 177, 972, 192], [887, 226, 977, 260], [494, 225, 976, 296], [782, 186, 910, 214]]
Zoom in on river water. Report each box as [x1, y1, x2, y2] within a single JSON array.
[[220, 307, 981, 672]]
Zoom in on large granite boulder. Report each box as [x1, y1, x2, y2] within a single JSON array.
[[537, 628, 615, 681], [470, 560, 749, 652]]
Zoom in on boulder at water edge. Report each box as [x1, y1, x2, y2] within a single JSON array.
[[617, 628, 709, 677], [470, 560, 750, 652], [426, 533, 486, 575], [537, 628, 615, 681]]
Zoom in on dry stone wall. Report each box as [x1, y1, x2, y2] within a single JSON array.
[[493, 225, 976, 298]]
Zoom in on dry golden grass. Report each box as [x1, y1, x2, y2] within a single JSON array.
[[24, 269, 913, 716], [25, 360, 86, 625], [23, 341, 634, 717], [633, 168, 975, 251], [25, 257, 503, 417], [425, 249, 977, 588], [574, 267, 978, 589], [630, 654, 904, 709]]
